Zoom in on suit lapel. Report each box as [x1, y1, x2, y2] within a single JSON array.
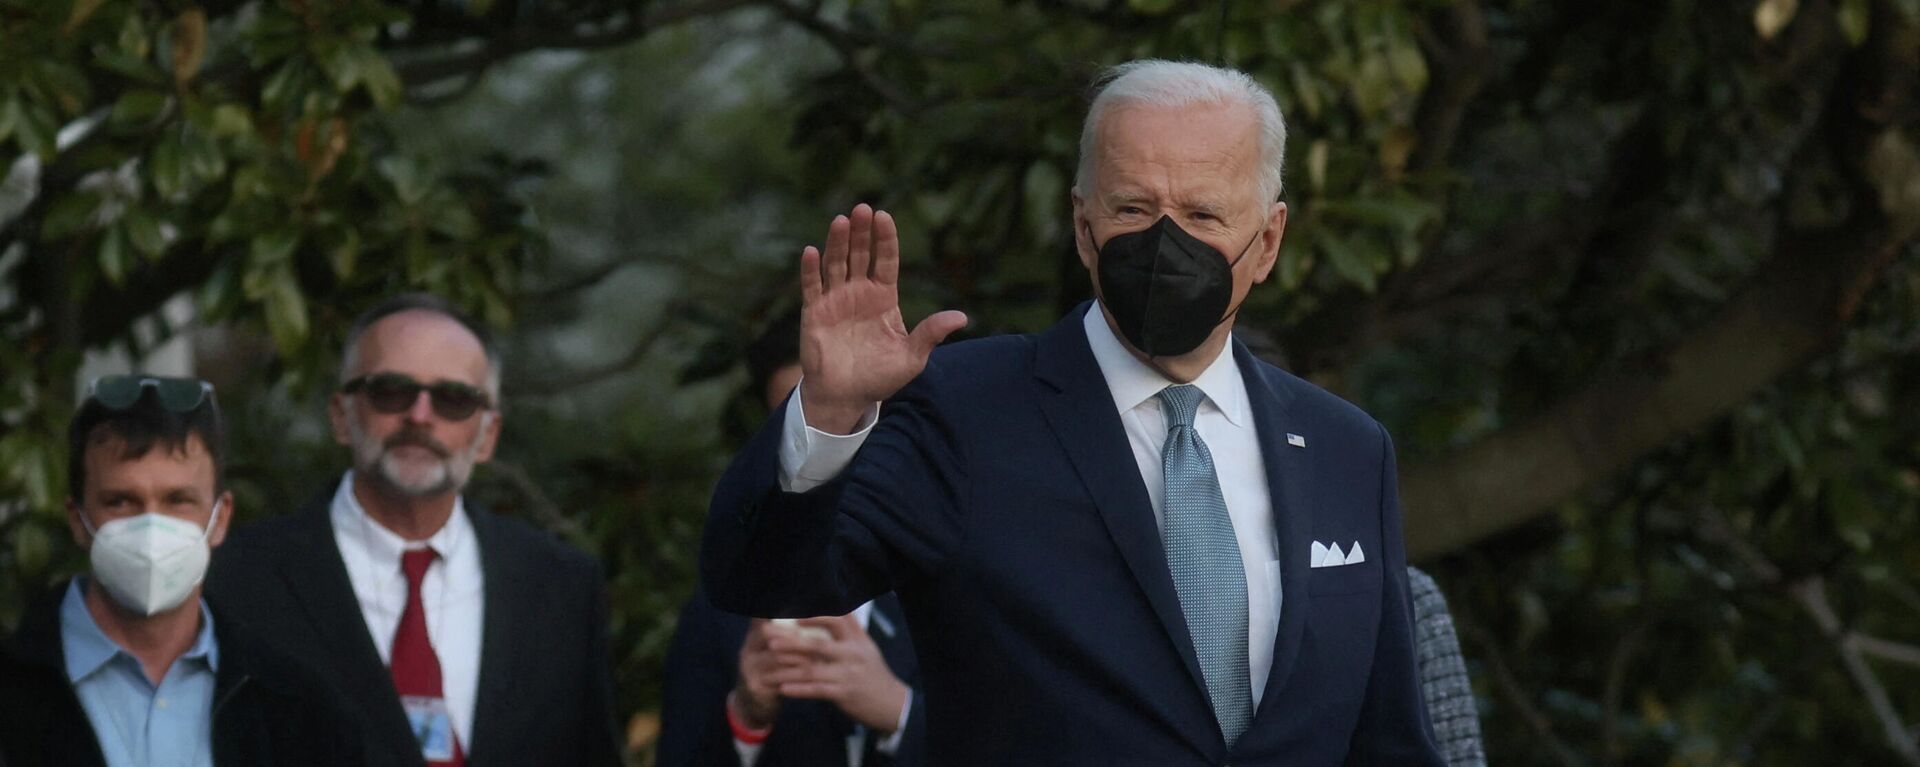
[[1031, 305, 1212, 714], [465, 508, 517, 765], [276, 496, 424, 765], [1235, 346, 1314, 725]]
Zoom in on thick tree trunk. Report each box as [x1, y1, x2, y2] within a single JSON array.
[[1403, 222, 1906, 558]]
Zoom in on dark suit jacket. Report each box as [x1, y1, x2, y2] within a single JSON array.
[[1, 586, 367, 767], [657, 589, 924, 767], [703, 303, 1444, 766], [205, 489, 623, 767]]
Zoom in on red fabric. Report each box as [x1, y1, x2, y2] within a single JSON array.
[[392, 547, 465, 767]]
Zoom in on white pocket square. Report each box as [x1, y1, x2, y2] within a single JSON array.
[[1310, 540, 1365, 568]]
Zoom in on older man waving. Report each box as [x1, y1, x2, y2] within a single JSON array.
[[703, 60, 1444, 765]]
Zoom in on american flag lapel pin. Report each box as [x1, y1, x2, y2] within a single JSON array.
[[1286, 433, 1307, 448]]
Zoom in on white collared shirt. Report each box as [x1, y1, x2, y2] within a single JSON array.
[[777, 304, 1283, 706], [329, 472, 485, 747]]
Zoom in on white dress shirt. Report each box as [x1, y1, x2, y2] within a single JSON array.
[[330, 472, 485, 748], [777, 304, 1284, 706], [732, 601, 913, 767]]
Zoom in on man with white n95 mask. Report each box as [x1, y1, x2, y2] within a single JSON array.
[[0, 375, 364, 767]]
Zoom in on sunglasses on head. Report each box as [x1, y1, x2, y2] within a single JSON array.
[[88, 375, 216, 413], [341, 372, 492, 421]]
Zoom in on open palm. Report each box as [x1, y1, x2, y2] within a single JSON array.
[[798, 204, 967, 433]]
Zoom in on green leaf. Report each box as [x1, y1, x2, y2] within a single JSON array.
[[0, 96, 17, 145], [1127, 0, 1177, 14], [16, 101, 59, 159], [322, 43, 402, 109], [183, 126, 226, 181], [99, 226, 130, 285], [210, 104, 253, 137], [1838, 0, 1870, 45], [12, 522, 52, 577], [40, 192, 99, 241], [110, 90, 170, 129], [262, 267, 310, 354], [328, 229, 360, 279], [1320, 232, 1378, 292], [150, 133, 189, 199], [378, 156, 431, 206], [92, 48, 166, 85], [250, 227, 300, 268], [31, 60, 92, 115], [124, 207, 168, 258]]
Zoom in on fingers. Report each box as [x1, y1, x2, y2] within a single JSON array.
[[874, 209, 901, 286], [800, 247, 823, 305], [848, 204, 874, 282], [909, 310, 970, 357], [796, 613, 862, 641], [777, 681, 841, 700], [824, 214, 851, 287]]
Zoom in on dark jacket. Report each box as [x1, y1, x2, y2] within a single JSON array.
[[702, 303, 1443, 765], [205, 489, 623, 767], [0, 586, 366, 767], [657, 589, 925, 767]]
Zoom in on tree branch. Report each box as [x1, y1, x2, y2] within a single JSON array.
[[1410, 0, 1490, 172], [1454, 612, 1585, 767], [1791, 577, 1920, 765], [483, 457, 588, 544], [512, 299, 689, 396], [1403, 215, 1904, 558], [391, 0, 763, 90]]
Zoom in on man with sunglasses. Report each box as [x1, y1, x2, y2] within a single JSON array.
[[0, 376, 364, 767], [207, 294, 623, 767]]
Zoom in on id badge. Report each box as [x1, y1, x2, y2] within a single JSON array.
[[400, 695, 457, 761]]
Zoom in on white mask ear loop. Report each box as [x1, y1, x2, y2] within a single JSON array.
[[200, 498, 223, 541]]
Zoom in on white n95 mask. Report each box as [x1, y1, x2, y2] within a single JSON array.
[[82, 500, 221, 617]]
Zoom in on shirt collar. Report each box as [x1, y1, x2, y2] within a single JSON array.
[[330, 471, 470, 560], [1081, 302, 1250, 427], [60, 577, 220, 683]]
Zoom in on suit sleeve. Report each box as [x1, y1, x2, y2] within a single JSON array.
[[580, 559, 627, 767], [1346, 425, 1447, 766], [656, 592, 746, 767], [702, 365, 966, 618]]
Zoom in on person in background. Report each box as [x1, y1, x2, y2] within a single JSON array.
[[207, 294, 622, 767], [0, 375, 363, 767], [658, 310, 924, 767]]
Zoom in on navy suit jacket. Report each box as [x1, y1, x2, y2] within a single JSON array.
[[703, 303, 1443, 766], [656, 590, 924, 767]]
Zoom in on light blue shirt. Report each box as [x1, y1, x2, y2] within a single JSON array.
[[60, 578, 219, 767]]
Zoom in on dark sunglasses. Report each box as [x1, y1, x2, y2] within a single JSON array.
[[341, 372, 492, 420], [88, 375, 216, 412]]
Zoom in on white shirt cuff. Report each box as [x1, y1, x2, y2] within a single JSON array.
[[777, 381, 879, 493], [872, 688, 913, 755], [732, 737, 764, 767]]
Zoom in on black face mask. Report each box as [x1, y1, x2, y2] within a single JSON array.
[[1088, 215, 1262, 358]]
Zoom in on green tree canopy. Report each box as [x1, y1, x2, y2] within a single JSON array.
[[4, 0, 1918, 763]]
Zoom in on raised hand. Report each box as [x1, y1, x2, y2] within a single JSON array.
[[798, 204, 967, 434]]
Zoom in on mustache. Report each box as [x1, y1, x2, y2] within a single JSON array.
[[382, 431, 451, 458]]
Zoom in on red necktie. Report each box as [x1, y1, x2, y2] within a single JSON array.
[[392, 548, 465, 767]]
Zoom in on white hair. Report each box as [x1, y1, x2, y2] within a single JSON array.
[[1074, 59, 1288, 204]]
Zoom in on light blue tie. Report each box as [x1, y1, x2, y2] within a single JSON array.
[[1158, 384, 1252, 745]]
